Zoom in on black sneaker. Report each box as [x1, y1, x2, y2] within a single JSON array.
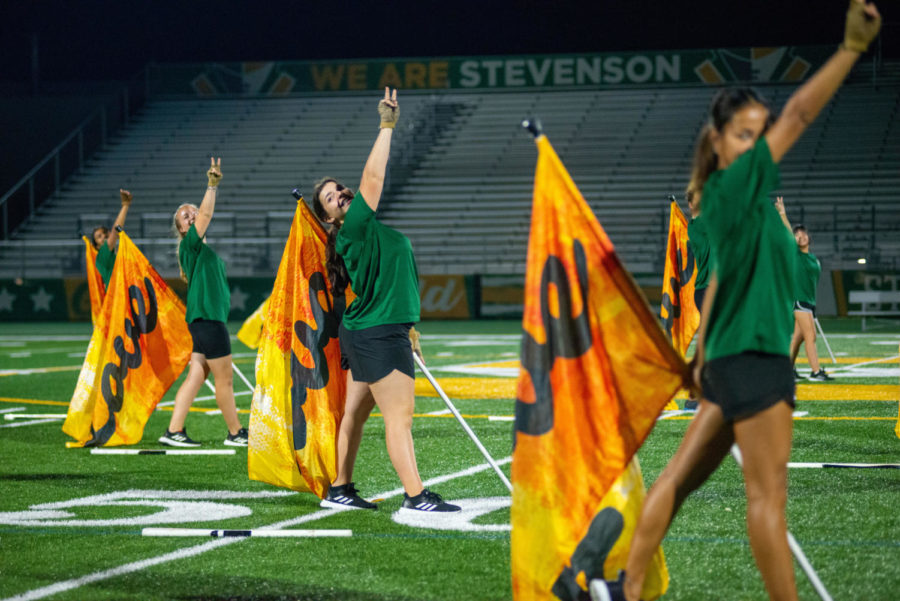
[[589, 570, 627, 601], [400, 488, 461, 513], [319, 483, 377, 510], [808, 369, 833, 381], [159, 428, 201, 447], [683, 400, 699, 411], [793, 368, 805, 381], [224, 427, 249, 447]]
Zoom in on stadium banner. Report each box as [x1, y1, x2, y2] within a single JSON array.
[[419, 274, 472, 319], [511, 134, 687, 600], [248, 200, 345, 498], [148, 46, 835, 96], [833, 271, 900, 317], [63, 232, 192, 447]]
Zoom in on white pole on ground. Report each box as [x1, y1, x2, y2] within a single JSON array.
[[232, 362, 255, 393], [142, 527, 352, 538], [730, 445, 833, 601], [814, 318, 837, 365], [413, 353, 513, 493]]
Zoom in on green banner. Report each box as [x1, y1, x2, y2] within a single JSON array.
[[149, 46, 835, 96]]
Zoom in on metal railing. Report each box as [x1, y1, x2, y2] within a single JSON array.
[[0, 69, 148, 240]]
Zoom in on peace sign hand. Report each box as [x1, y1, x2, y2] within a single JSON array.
[[378, 87, 399, 129], [207, 157, 223, 187]]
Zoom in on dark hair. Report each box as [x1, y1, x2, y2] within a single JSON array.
[[90, 226, 109, 250], [311, 177, 350, 292], [688, 87, 775, 199], [792, 224, 808, 234]]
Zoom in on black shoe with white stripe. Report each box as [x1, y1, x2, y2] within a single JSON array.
[[158, 428, 201, 447], [224, 427, 249, 447], [589, 570, 627, 601], [400, 488, 461, 513], [319, 483, 377, 510]]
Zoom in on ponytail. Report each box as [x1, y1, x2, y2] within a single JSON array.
[[687, 123, 717, 205]]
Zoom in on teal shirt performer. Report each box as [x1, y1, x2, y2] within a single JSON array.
[[178, 224, 230, 323], [95, 244, 116, 288], [702, 138, 796, 362], [687, 214, 711, 291], [337, 190, 420, 330], [794, 248, 821, 306]]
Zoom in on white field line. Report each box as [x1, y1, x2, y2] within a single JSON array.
[[829, 354, 899, 371], [0, 419, 61, 429], [0, 366, 80, 376], [1, 456, 512, 601], [0, 407, 26, 414]]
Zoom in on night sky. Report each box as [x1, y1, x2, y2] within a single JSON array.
[[1, 0, 895, 84]]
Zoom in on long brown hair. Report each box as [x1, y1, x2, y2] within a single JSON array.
[[311, 177, 350, 292], [688, 87, 774, 198]]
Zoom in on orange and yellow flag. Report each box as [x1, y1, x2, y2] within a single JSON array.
[[237, 297, 269, 349], [248, 200, 346, 498], [512, 135, 689, 601], [660, 199, 699, 356], [64, 232, 192, 447], [83, 236, 106, 324]]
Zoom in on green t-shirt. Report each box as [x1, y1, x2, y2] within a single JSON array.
[[95, 244, 116, 288], [702, 138, 796, 361], [336, 191, 420, 330], [178, 224, 230, 323], [795, 249, 821, 306], [687, 215, 711, 290]]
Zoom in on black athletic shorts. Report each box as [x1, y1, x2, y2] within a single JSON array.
[[793, 300, 816, 318], [701, 351, 795, 422], [339, 322, 415, 383], [694, 287, 707, 312], [188, 319, 232, 360]]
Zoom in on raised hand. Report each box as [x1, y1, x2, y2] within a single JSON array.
[[207, 157, 223, 187], [378, 87, 399, 128], [844, 0, 882, 53], [774, 196, 786, 214], [119, 189, 133, 206]]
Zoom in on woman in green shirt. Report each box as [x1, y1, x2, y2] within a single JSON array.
[[591, 3, 880, 601], [312, 88, 459, 515], [791, 225, 831, 380], [159, 158, 248, 448], [775, 198, 833, 382], [90, 189, 133, 287]]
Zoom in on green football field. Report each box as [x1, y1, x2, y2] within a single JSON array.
[[1, 319, 898, 601]]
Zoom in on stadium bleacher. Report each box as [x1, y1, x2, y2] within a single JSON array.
[[1, 81, 898, 278]]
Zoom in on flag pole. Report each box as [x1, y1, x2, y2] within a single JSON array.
[[730, 445, 833, 601], [203, 379, 216, 393], [814, 318, 837, 364], [413, 353, 513, 493], [232, 362, 255, 393]]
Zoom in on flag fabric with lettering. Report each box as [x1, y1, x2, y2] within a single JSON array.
[[83, 236, 106, 324], [512, 135, 688, 601], [237, 297, 269, 349], [660, 200, 699, 356], [64, 232, 191, 447], [248, 200, 346, 498]]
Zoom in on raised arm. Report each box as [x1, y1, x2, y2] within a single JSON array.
[[194, 157, 222, 239], [106, 189, 133, 250], [766, 0, 881, 163], [774, 196, 792, 232], [358, 88, 398, 212]]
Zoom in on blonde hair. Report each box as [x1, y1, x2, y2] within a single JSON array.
[[172, 203, 198, 282]]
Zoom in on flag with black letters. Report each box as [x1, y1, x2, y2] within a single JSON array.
[[64, 232, 191, 447], [512, 135, 688, 601], [248, 200, 347, 498]]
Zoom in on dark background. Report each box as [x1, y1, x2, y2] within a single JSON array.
[[0, 0, 896, 84]]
